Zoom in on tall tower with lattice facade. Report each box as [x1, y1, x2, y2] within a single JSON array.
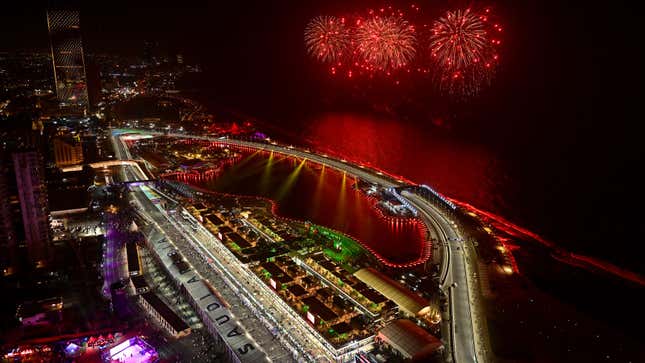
[[47, 8, 89, 114]]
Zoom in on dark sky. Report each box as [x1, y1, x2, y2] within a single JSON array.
[[2, 0, 644, 271]]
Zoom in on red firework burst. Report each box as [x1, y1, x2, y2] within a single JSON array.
[[304, 16, 351, 63], [429, 8, 502, 95], [355, 15, 417, 71]]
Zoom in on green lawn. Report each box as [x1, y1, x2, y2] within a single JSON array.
[[311, 224, 364, 263]]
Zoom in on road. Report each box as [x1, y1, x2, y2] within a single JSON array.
[[403, 192, 484, 363], [101, 213, 129, 299], [110, 128, 486, 363]]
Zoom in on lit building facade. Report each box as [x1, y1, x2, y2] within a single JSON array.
[[12, 151, 50, 267], [53, 136, 83, 167], [47, 9, 89, 113]]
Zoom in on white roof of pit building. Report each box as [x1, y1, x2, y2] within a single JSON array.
[[354, 267, 430, 317], [377, 319, 442, 359]]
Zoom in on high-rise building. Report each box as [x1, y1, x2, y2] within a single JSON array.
[[47, 8, 89, 114], [143, 40, 157, 66], [12, 151, 50, 267], [53, 136, 83, 167], [0, 159, 18, 274]]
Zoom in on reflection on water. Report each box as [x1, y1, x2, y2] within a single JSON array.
[[197, 151, 425, 264]]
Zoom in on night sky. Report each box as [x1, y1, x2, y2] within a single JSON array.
[[2, 0, 643, 272]]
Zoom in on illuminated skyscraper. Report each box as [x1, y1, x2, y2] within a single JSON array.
[[47, 8, 89, 113]]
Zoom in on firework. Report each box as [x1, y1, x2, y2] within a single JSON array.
[[304, 16, 352, 63], [355, 15, 417, 71], [428, 8, 502, 95]]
